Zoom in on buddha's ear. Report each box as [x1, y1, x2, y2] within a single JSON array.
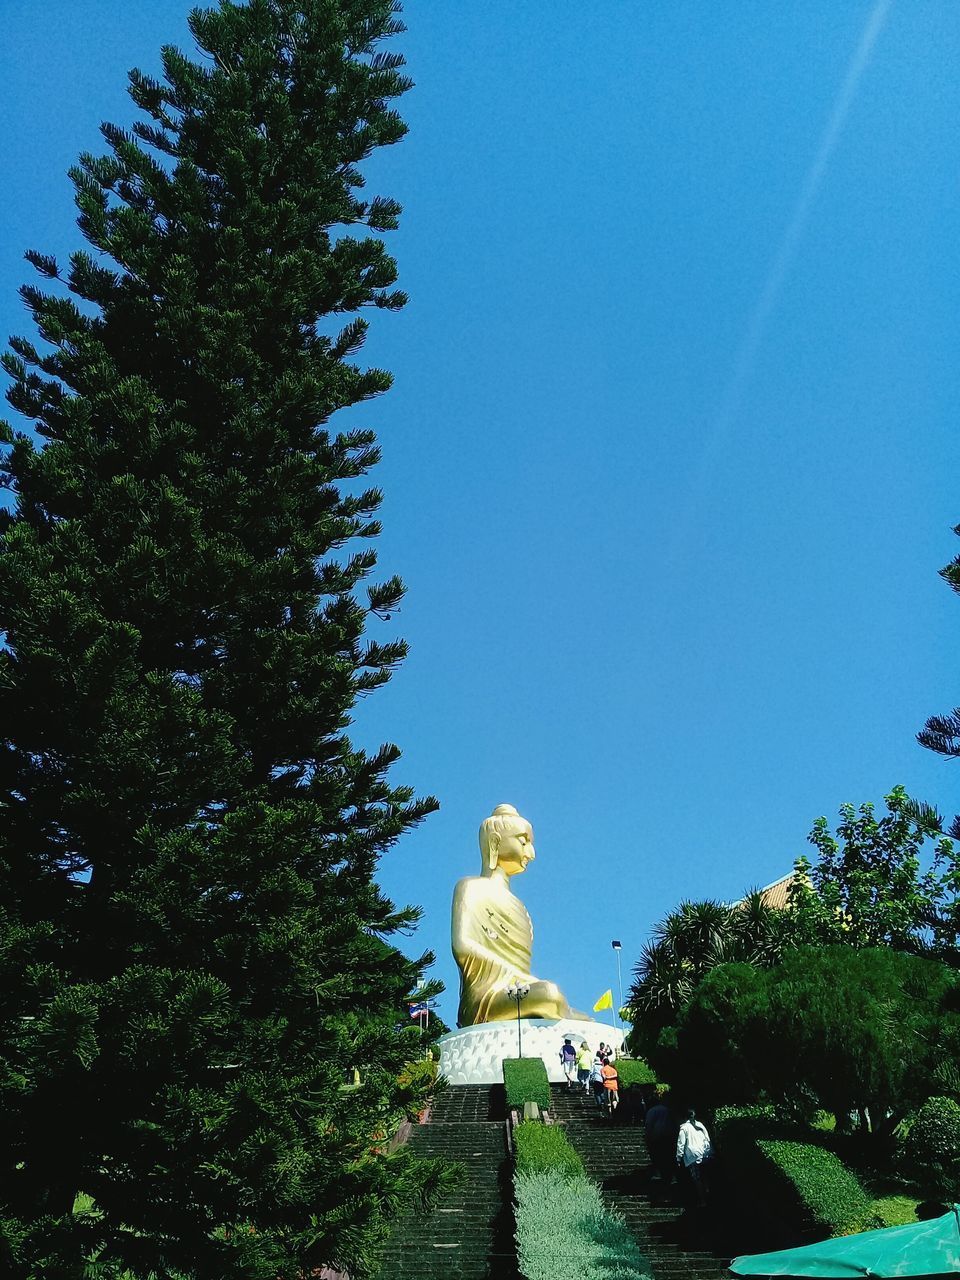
[[488, 832, 501, 870]]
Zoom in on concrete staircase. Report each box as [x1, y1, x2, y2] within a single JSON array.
[[374, 1085, 519, 1279], [547, 1084, 736, 1280]]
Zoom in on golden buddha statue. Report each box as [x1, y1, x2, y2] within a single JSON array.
[[452, 804, 572, 1027]]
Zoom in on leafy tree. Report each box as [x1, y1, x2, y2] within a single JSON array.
[[676, 948, 960, 1135], [787, 787, 959, 956], [627, 893, 783, 1058], [660, 961, 768, 1108], [0, 2, 449, 1277], [902, 1096, 960, 1200]]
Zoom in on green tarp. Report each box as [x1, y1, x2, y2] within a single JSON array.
[[729, 1206, 960, 1279]]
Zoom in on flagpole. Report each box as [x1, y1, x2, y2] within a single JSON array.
[[612, 940, 624, 1038]]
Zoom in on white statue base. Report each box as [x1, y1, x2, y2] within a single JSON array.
[[437, 1017, 625, 1087]]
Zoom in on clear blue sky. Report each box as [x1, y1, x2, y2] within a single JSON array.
[[2, 2, 958, 1029]]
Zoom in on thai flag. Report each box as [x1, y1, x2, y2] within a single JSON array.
[[408, 1002, 429, 1018]]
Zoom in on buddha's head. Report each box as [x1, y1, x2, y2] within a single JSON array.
[[479, 803, 535, 878]]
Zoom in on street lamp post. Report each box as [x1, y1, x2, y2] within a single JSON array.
[[612, 940, 624, 1034], [505, 982, 530, 1058]]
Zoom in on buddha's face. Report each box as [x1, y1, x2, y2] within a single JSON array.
[[495, 824, 535, 876]]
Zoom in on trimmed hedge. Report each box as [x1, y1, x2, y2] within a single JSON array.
[[514, 1120, 585, 1179], [503, 1057, 550, 1110], [758, 1139, 872, 1236], [515, 1169, 652, 1280], [616, 1059, 657, 1088], [716, 1107, 873, 1240]]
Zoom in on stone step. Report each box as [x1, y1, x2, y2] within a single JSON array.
[[547, 1085, 733, 1280], [374, 1086, 518, 1280], [428, 1084, 507, 1124]]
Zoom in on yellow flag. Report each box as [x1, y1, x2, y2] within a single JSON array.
[[593, 989, 613, 1012]]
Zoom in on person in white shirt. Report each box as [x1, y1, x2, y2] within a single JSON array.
[[676, 1108, 712, 1206]]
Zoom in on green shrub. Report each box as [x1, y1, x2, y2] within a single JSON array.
[[515, 1169, 652, 1280], [503, 1058, 550, 1109], [617, 1059, 657, 1088], [714, 1106, 781, 1224], [514, 1121, 585, 1178], [716, 1106, 872, 1239], [759, 1139, 872, 1236], [903, 1096, 960, 1200], [396, 1057, 442, 1120], [397, 1056, 438, 1090], [714, 1105, 777, 1158]]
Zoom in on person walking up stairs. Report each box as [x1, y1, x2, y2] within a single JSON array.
[[546, 1084, 733, 1280]]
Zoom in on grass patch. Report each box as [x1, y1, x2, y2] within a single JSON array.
[[503, 1057, 550, 1109], [872, 1195, 920, 1228]]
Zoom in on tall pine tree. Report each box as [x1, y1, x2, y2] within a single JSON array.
[[0, 2, 446, 1275]]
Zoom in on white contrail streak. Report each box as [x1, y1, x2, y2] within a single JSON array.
[[677, 0, 894, 527], [719, 0, 893, 434]]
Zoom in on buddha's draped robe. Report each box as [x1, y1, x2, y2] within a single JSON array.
[[453, 876, 562, 1026]]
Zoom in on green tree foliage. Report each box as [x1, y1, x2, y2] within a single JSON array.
[[902, 1096, 960, 1200], [664, 961, 768, 1107], [676, 948, 960, 1131], [395, 1057, 443, 1123], [628, 789, 960, 1091], [787, 787, 958, 955], [627, 894, 783, 1058], [0, 2, 447, 1276]]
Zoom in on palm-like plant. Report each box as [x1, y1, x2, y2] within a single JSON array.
[[628, 893, 785, 1042], [660, 899, 730, 963], [634, 939, 695, 1018], [735, 889, 786, 965]]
